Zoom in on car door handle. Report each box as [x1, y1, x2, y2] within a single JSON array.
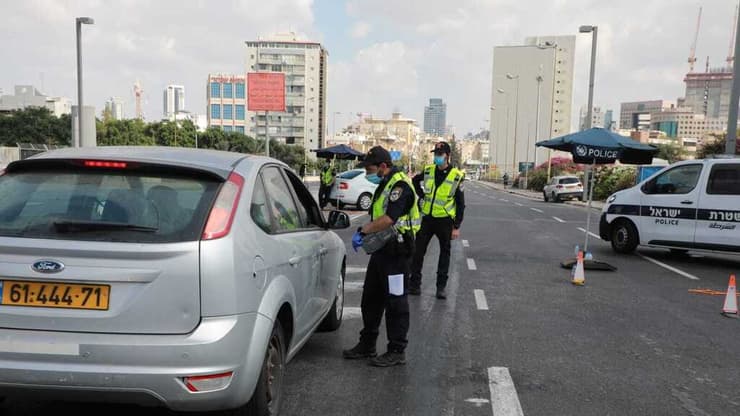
[[289, 256, 301, 266], [681, 200, 694, 205]]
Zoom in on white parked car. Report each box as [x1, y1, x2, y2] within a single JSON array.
[[600, 157, 740, 255], [543, 175, 584, 202], [329, 169, 378, 211]]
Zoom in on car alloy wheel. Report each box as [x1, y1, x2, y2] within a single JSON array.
[[358, 193, 372, 211], [265, 331, 284, 414]]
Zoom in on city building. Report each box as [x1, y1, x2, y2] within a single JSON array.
[[650, 108, 726, 140], [206, 74, 247, 134], [423, 98, 447, 136], [105, 97, 124, 120], [604, 110, 615, 131], [163, 85, 185, 120], [489, 35, 576, 176], [619, 100, 675, 130], [0, 85, 71, 117], [245, 33, 328, 157], [579, 106, 606, 131], [682, 67, 734, 120]]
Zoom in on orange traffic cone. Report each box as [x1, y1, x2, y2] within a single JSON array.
[[572, 251, 585, 286], [722, 274, 738, 317]]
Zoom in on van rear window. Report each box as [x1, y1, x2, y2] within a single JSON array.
[[559, 177, 580, 185], [0, 170, 220, 243]]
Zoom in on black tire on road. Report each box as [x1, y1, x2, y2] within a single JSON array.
[[357, 193, 373, 211], [243, 321, 286, 416], [552, 192, 560, 203], [318, 262, 345, 332], [610, 219, 639, 254], [543, 191, 549, 202]]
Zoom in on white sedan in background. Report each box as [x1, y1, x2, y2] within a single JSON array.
[[329, 169, 378, 211]]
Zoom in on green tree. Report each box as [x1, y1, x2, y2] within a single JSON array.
[[697, 133, 734, 158], [0, 107, 71, 146], [655, 142, 688, 163], [96, 118, 154, 146]]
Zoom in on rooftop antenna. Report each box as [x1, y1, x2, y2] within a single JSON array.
[[689, 7, 702, 73]]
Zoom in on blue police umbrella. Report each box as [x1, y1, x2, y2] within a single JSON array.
[[311, 144, 365, 160], [536, 128, 658, 270]]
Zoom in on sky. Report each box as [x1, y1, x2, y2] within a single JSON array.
[[1, 0, 737, 136]]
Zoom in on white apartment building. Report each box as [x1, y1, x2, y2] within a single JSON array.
[[0, 85, 71, 117], [489, 35, 575, 176], [105, 97, 124, 120], [163, 85, 185, 120], [245, 33, 328, 158]]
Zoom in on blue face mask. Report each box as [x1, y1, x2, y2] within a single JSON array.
[[366, 173, 382, 184], [434, 155, 447, 166]]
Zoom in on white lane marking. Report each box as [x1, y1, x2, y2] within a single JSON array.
[[465, 398, 491, 407], [467, 258, 477, 270], [530, 207, 544, 213], [577, 227, 600, 239], [501, 199, 509, 202], [462, 239, 470, 247], [344, 281, 364, 291], [0, 340, 79, 356], [638, 253, 700, 281], [342, 306, 362, 320], [514, 202, 523, 207], [350, 213, 366, 220], [474, 289, 489, 310], [488, 367, 525, 416], [552, 216, 566, 223], [346, 266, 367, 274]]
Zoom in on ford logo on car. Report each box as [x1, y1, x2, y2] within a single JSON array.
[[32, 260, 65, 273]]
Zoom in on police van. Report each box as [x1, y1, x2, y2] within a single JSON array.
[[599, 157, 740, 254]]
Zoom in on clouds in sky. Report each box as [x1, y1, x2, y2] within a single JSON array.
[[1, 0, 737, 135]]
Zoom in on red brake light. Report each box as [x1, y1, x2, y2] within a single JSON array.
[[183, 371, 234, 392], [556, 185, 564, 189], [202, 172, 244, 240], [84, 160, 128, 169], [339, 182, 349, 190]]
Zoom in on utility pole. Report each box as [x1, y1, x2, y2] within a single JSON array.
[[727, 1, 740, 154]]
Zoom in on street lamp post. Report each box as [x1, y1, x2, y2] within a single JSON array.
[[579, 24, 599, 253], [75, 16, 94, 148], [496, 89, 511, 175], [507, 73, 520, 178], [534, 74, 543, 168]]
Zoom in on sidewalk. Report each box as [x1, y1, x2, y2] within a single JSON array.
[[476, 180, 605, 211]]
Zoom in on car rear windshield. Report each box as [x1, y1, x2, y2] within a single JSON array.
[[0, 169, 221, 243], [338, 170, 363, 179], [559, 177, 581, 185]]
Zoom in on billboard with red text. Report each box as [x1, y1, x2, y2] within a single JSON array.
[[247, 72, 286, 112]]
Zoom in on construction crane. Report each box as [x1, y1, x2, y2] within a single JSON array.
[[689, 7, 702, 73], [133, 80, 143, 120], [728, 2, 739, 69]]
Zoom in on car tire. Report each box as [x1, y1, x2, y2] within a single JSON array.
[[552, 192, 560, 203], [543, 191, 549, 202], [610, 219, 639, 254], [243, 321, 286, 416], [357, 193, 373, 211], [318, 262, 345, 332]]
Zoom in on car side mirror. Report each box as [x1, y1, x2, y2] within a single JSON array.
[[326, 210, 350, 229]]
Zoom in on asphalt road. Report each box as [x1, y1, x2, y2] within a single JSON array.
[[3, 180, 740, 415]]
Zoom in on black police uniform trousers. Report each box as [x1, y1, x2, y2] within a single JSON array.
[[359, 243, 410, 353], [318, 183, 331, 208], [410, 216, 454, 289]]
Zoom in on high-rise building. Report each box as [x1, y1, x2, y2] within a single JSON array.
[[619, 100, 675, 130], [105, 97, 124, 120], [163, 85, 185, 120], [682, 68, 734, 121], [489, 35, 575, 175], [0, 85, 71, 117], [245, 33, 328, 156], [207, 74, 247, 134], [423, 98, 447, 136], [604, 110, 615, 131], [579, 106, 606, 131]]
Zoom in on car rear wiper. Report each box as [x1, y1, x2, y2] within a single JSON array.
[[53, 220, 159, 233]]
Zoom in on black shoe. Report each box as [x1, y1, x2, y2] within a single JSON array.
[[369, 351, 406, 367], [408, 286, 421, 296], [436, 288, 447, 299], [343, 343, 377, 359]]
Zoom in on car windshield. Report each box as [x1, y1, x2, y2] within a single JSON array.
[[559, 177, 580, 185], [0, 169, 220, 243]]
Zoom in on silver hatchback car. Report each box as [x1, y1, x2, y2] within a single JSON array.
[[0, 147, 349, 414]]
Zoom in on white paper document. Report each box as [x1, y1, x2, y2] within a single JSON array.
[[388, 274, 404, 296]]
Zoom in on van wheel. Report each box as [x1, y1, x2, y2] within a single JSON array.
[[357, 193, 373, 211], [243, 321, 285, 416], [610, 220, 639, 254], [318, 262, 345, 332]]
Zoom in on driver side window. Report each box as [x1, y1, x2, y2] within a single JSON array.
[[643, 164, 702, 195]]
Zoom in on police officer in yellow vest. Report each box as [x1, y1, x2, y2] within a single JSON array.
[[318, 157, 336, 209], [343, 146, 421, 367], [409, 141, 466, 299]]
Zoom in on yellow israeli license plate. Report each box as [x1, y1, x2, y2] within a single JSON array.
[[0, 280, 110, 310]]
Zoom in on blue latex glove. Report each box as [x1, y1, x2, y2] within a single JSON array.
[[351, 230, 364, 252]]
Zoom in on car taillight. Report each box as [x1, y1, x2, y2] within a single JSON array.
[[556, 185, 564, 189], [183, 371, 234, 393], [339, 182, 349, 190], [84, 160, 128, 169], [202, 172, 244, 240]]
